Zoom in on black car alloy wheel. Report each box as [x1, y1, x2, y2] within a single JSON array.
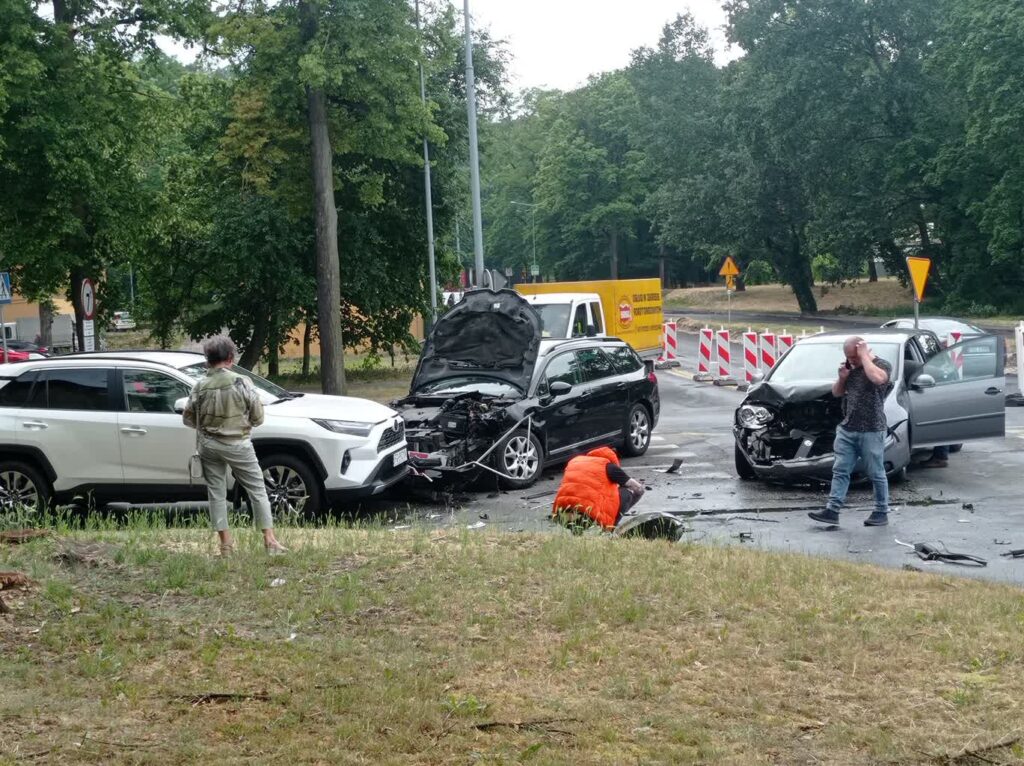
[[495, 430, 544, 489], [623, 404, 652, 457]]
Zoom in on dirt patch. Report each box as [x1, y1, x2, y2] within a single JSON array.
[[667, 278, 916, 314]]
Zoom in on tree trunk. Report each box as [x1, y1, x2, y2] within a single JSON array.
[[268, 331, 280, 377], [239, 313, 267, 370], [69, 268, 86, 352], [37, 300, 53, 347], [867, 256, 878, 282], [609, 229, 618, 280], [658, 245, 666, 289], [301, 1, 345, 395], [770, 232, 817, 313], [302, 319, 313, 378]]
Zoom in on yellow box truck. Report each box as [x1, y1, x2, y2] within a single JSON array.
[[516, 278, 663, 358]]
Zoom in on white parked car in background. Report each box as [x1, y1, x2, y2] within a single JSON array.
[[0, 351, 409, 517], [110, 311, 136, 331]]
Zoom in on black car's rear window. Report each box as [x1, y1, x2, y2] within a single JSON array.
[[607, 346, 642, 374]]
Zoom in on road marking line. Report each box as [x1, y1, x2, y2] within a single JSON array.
[[648, 444, 681, 451]]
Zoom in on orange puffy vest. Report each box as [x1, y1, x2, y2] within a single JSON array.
[[552, 446, 622, 529]]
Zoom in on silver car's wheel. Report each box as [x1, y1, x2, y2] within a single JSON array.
[[262, 462, 311, 522], [0, 462, 50, 515], [623, 404, 652, 457], [0, 468, 41, 511]]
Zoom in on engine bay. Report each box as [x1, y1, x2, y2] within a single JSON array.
[[393, 392, 523, 477], [739, 391, 845, 465]]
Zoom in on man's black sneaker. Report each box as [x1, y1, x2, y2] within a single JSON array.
[[808, 509, 839, 525], [864, 512, 889, 526]]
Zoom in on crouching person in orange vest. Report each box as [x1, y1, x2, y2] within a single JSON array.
[[552, 446, 645, 531]]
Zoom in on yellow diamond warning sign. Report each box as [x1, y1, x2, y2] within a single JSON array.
[[719, 256, 740, 277], [906, 256, 931, 302]]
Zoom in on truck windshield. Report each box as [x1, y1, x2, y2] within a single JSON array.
[[533, 304, 571, 338]]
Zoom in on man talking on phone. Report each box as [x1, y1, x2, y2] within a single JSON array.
[[809, 336, 894, 527]]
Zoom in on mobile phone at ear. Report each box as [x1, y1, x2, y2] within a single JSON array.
[[844, 361, 852, 370]]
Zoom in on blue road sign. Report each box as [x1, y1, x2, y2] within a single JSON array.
[[0, 272, 11, 305]]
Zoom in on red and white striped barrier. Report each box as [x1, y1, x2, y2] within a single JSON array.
[[742, 329, 759, 383], [695, 327, 714, 380], [759, 329, 777, 372], [778, 329, 794, 357], [657, 321, 679, 367], [715, 328, 736, 385], [946, 331, 963, 377]]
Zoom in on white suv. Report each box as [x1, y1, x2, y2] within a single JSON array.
[[0, 351, 409, 517]]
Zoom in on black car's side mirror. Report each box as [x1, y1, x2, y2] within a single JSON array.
[[549, 381, 573, 396], [912, 373, 937, 390]]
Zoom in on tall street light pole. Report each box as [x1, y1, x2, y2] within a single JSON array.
[[415, 0, 437, 324], [510, 201, 539, 282], [463, 0, 485, 287]]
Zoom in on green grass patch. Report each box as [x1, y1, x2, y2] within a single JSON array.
[[3, 524, 1024, 764]]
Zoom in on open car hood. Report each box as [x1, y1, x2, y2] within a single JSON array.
[[411, 289, 541, 395], [743, 380, 835, 406]]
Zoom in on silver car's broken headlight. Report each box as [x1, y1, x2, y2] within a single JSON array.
[[738, 404, 774, 429]]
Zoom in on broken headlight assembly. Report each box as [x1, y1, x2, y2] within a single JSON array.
[[737, 404, 774, 429]]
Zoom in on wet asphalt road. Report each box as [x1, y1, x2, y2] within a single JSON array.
[[384, 359, 1024, 586]]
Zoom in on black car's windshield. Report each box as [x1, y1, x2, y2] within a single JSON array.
[[415, 376, 521, 398], [769, 342, 900, 384], [533, 304, 571, 338], [181, 363, 291, 402]]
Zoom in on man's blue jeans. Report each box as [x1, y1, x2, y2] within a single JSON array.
[[826, 426, 889, 514]]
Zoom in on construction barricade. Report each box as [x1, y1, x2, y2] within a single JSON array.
[[946, 331, 963, 378], [694, 327, 715, 381], [714, 328, 736, 386], [759, 329, 777, 372], [778, 329, 794, 358], [656, 321, 680, 368], [741, 329, 758, 386]]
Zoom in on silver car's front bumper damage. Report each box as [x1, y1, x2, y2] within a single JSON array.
[[735, 427, 906, 481]]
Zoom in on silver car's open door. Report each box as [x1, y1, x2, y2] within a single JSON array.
[[908, 335, 1005, 448]]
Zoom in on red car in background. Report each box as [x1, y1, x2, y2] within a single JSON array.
[[0, 348, 31, 364]]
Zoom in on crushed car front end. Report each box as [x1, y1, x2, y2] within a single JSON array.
[[734, 382, 909, 481], [395, 391, 533, 482], [394, 288, 543, 485]]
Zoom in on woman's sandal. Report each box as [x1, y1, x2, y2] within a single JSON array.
[[219, 542, 235, 557], [265, 543, 289, 556]]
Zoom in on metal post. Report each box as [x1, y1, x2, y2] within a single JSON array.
[[463, 0, 485, 286], [415, 0, 437, 323], [129, 263, 135, 307], [913, 297, 919, 330], [1, 304, 7, 363]]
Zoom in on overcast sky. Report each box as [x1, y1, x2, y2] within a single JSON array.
[[162, 1, 734, 92], [464, 0, 733, 91]]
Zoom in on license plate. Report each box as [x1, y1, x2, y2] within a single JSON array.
[[393, 449, 408, 467]]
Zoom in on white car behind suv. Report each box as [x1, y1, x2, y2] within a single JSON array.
[[0, 351, 409, 517]]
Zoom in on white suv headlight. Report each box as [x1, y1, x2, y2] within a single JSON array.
[[313, 419, 382, 437], [737, 405, 774, 429]]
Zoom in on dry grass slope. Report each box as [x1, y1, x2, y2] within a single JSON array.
[[2, 526, 1024, 764], [666, 278, 916, 314]]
